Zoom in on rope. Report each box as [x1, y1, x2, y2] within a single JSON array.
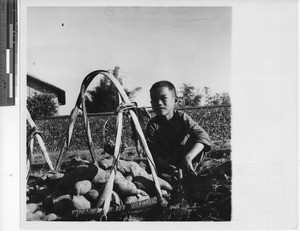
[[115, 102, 138, 114], [114, 102, 157, 173], [27, 127, 43, 141], [27, 128, 43, 151]]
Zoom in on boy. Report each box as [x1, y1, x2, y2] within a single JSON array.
[[146, 81, 211, 176]]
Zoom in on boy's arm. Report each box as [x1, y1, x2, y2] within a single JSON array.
[[181, 142, 204, 175], [183, 113, 211, 152], [181, 113, 211, 174]]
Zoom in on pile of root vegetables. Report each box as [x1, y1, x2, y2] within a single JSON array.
[[26, 157, 173, 221]]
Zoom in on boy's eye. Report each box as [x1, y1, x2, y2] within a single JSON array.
[[151, 97, 167, 101]]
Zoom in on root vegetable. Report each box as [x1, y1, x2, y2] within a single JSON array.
[[92, 167, 109, 185], [85, 189, 101, 208], [45, 172, 65, 187], [26, 210, 44, 221], [43, 172, 64, 181], [73, 180, 92, 196], [53, 194, 72, 203], [114, 177, 139, 198], [137, 189, 149, 197], [55, 163, 98, 193], [26, 203, 41, 214], [157, 177, 173, 191], [72, 195, 91, 210], [85, 189, 99, 201], [137, 168, 151, 179], [124, 189, 150, 204], [124, 195, 138, 204], [117, 160, 141, 177], [125, 175, 133, 182], [47, 172, 64, 180], [98, 157, 113, 170], [134, 174, 172, 192], [44, 194, 73, 214], [64, 157, 90, 173], [161, 189, 171, 199], [115, 170, 125, 179], [133, 176, 173, 197], [43, 213, 58, 221], [134, 181, 146, 191], [96, 171, 123, 208], [99, 158, 143, 178], [111, 191, 122, 206]]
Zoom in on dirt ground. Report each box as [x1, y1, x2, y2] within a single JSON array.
[[27, 140, 231, 221]]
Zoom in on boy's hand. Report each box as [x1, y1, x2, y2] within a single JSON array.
[[181, 156, 197, 176], [156, 157, 177, 175], [181, 143, 204, 176], [166, 164, 178, 175]]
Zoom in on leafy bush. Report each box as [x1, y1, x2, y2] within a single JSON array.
[[27, 93, 58, 120]]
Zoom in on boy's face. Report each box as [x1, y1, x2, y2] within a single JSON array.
[[150, 86, 176, 119]]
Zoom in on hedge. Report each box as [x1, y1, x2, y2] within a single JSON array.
[[29, 105, 231, 153]]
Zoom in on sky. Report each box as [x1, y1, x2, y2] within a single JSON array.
[[27, 7, 231, 115]]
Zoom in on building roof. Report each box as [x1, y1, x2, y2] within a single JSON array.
[[27, 74, 66, 105]]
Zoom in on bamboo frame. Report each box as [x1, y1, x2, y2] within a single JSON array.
[[26, 108, 54, 172], [103, 71, 165, 205], [98, 111, 123, 220], [54, 70, 166, 214], [26, 133, 34, 179], [81, 81, 97, 164], [55, 71, 100, 171]]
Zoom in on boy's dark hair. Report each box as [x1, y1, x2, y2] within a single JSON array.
[[150, 80, 177, 97]]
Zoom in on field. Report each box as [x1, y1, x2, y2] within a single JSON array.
[[27, 140, 231, 222]]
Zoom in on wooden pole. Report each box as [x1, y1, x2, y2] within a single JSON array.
[[128, 110, 165, 202], [55, 106, 79, 171], [26, 108, 54, 171], [55, 70, 165, 206], [56, 70, 106, 171], [98, 111, 123, 218], [101, 72, 165, 204], [26, 137, 34, 179], [81, 85, 97, 165]]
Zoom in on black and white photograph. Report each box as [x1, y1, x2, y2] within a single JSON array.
[[25, 6, 232, 222], [0, 0, 298, 230]]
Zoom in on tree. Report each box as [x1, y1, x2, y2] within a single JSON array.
[[27, 92, 58, 120], [86, 66, 142, 113], [178, 83, 202, 107], [202, 86, 213, 106], [178, 84, 231, 107], [209, 92, 230, 106]]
